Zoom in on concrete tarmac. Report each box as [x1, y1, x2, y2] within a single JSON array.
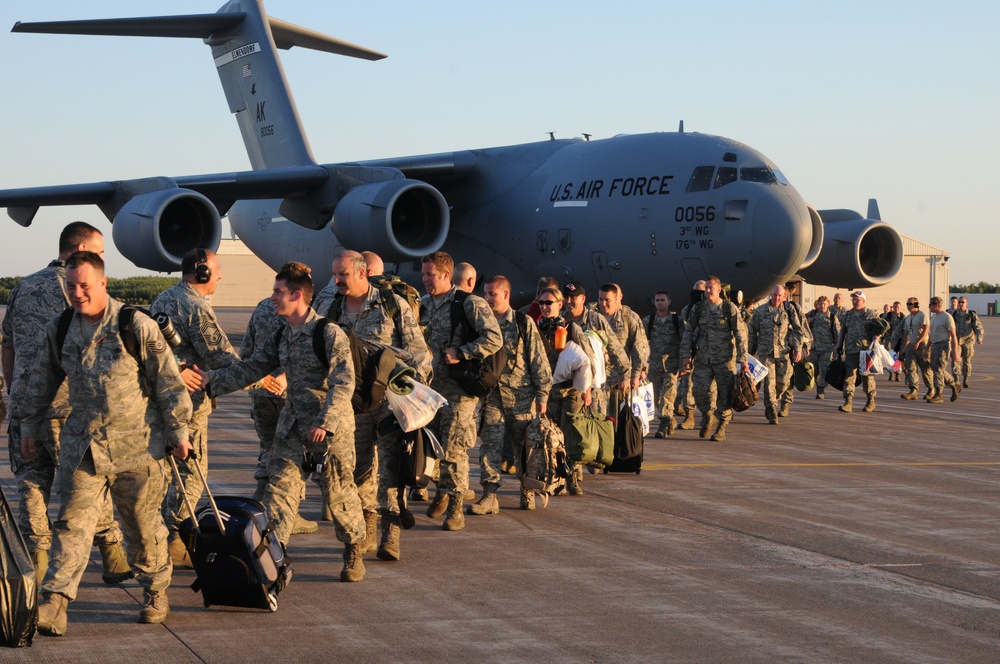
[[2, 311, 998, 663]]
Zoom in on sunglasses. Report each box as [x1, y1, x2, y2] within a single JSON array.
[[538, 300, 559, 306], [906, 302, 918, 307]]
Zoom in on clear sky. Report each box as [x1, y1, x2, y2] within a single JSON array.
[[1, 0, 997, 286]]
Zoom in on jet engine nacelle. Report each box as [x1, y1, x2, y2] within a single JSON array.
[[112, 189, 222, 272], [797, 210, 902, 288], [330, 179, 450, 262]]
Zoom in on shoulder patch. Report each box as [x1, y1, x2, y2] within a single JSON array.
[[146, 338, 168, 355], [200, 319, 224, 347]]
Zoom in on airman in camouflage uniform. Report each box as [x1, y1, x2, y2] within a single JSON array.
[[680, 276, 749, 442], [596, 283, 649, 412], [749, 285, 803, 424], [313, 250, 432, 561], [471, 276, 552, 514], [24, 252, 193, 635], [563, 281, 630, 418], [151, 248, 240, 566], [835, 290, 878, 413], [675, 281, 706, 429], [420, 252, 503, 530], [643, 291, 683, 437], [202, 262, 366, 581], [777, 282, 809, 415], [1, 222, 130, 586], [926, 296, 962, 403], [891, 297, 932, 399], [953, 297, 985, 388], [805, 296, 841, 399]]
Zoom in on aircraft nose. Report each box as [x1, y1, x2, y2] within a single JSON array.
[[751, 190, 812, 278]]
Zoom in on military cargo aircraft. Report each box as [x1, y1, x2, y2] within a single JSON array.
[[0, 0, 902, 306]]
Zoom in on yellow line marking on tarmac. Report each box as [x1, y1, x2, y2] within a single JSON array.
[[644, 461, 1000, 470]]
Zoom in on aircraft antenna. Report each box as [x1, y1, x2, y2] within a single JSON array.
[[547, 132, 556, 141], [582, 133, 591, 141], [678, 120, 684, 133]]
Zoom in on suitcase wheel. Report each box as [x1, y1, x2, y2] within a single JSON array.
[[267, 591, 279, 612]]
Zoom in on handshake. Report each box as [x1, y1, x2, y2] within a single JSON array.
[[178, 365, 287, 397]]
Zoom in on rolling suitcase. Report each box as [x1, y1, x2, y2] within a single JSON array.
[[1, 489, 36, 647], [170, 453, 292, 612]]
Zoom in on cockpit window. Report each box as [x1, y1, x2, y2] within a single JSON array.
[[714, 167, 737, 189], [686, 166, 715, 192], [771, 168, 789, 185], [740, 166, 777, 184]]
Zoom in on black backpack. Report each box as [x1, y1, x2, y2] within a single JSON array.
[[276, 318, 398, 414], [446, 291, 507, 397], [55, 305, 164, 375]]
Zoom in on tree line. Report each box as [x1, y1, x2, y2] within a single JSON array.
[[949, 282, 1000, 294], [0, 276, 176, 305]]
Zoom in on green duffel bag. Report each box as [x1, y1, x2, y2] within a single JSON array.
[[565, 407, 615, 469], [793, 361, 816, 392]]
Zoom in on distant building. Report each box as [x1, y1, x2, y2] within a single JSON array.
[[210, 238, 278, 307]]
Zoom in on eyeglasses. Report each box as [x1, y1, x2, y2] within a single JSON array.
[[906, 302, 917, 307], [538, 300, 559, 306]]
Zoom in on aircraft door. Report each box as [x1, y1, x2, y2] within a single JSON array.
[[592, 251, 610, 285], [681, 257, 708, 288]]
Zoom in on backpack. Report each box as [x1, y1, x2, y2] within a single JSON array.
[[731, 369, 758, 412], [369, 273, 422, 322], [644, 312, 681, 341], [447, 291, 507, 397], [56, 305, 166, 375], [825, 358, 846, 391], [276, 318, 398, 414], [869, 316, 890, 338], [520, 416, 569, 499], [793, 361, 816, 392]]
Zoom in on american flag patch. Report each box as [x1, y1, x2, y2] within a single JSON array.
[[242, 64, 252, 78]]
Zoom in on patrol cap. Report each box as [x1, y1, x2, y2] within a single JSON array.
[[851, 290, 866, 300], [563, 280, 586, 298]]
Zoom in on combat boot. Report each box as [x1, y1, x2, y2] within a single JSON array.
[[699, 412, 717, 439], [377, 514, 401, 561], [468, 483, 500, 515], [816, 387, 825, 400], [426, 490, 449, 518], [951, 383, 962, 402], [678, 408, 696, 430], [923, 389, 936, 401], [33, 548, 49, 586], [359, 510, 379, 554], [962, 378, 970, 389], [98, 539, 134, 585], [901, 389, 918, 400], [520, 489, 536, 510], [778, 403, 790, 418], [37, 593, 69, 637], [655, 419, 668, 438], [666, 417, 676, 435], [168, 532, 193, 570], [340, 543, 366, 582], [927, 395, 945, 404], [863, 395, 876, 412], [838, 397, 853, 413], [443, 495, 465, 531], [292, 514, 319, 535], [567, 467, 584, 496], [711, 423, 728, 442], [138, 590, 170, 624]]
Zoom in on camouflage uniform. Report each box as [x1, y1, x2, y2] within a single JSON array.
[[565, 308, 629, 417], [320, 284, 432, 522], [152, 281, 239, 535], [598, 304, 649, 417], [952, 310, 985, 384], [928, 311, 959, 398], [839, 307, 878, 409], [421, 286, 503, 500], [777, 301, 806, 412], [643, 313, 683, 432], [242, 298, 287, 484], [806, 308, 841, 396], [478, 309, 552, 490], [21, 299, 192, 601], [749, 303, 801, 421], [2, 260, 123, 557], [208, 309, 364, 546], [892, 309, 932, 396], [680, 299, 748, 439]]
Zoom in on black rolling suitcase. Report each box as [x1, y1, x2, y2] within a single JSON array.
[[170, 454, 292, 612], [605, 396, 644, 475], [1, 489, 36, 647]]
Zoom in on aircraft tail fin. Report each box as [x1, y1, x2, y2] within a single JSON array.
[[867, 198, 881, 221], [12, 0, 385, 171]]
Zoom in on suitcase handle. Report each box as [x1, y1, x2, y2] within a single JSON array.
[[167, 449, 227, 537]]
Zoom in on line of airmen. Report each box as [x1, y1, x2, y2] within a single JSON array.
[[3, 223, 986, 637]]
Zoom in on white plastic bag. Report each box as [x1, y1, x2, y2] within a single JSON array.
[[584, 331, 607, 388], [633, 382, 656, 423], [746, 354, 768, 385], [629, 392, 651, 435], [386, 378, 448, 432]]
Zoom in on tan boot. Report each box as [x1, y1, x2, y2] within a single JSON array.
[[359, 510, 379, 554], [863, 395, 876, 412], [168, 533, 193, 570], [678, 408, 696, 430], [426, 490, 449, 518], [37, 593, 69, 637], [98, 539, 134, 584], [711, 423, 728, 442], [519, 490, 536, 511], [138, 589, 170, 624], [340, 543, 366, 582], [376, 515, 401, 562], [699, 412, 717, 439], [292, 513, 319, 535], [443, 495, 465, 531], [468, 484, 500, 515], [839, 397, 853, 413]]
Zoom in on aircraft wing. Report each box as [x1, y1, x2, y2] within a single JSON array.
[[0, 165, 331, 227]]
